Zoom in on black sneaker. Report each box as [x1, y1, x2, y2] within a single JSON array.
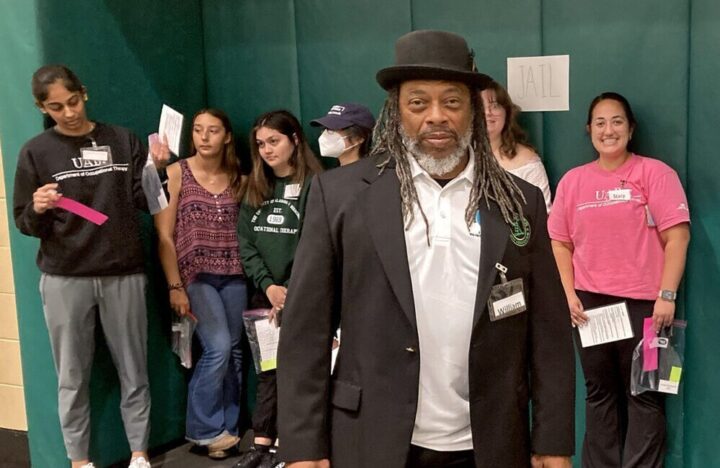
[[256, 451, 279, 468], [232, 447, 266, 468]]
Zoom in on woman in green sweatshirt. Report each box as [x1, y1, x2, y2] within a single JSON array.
[[235, 110, 322, 468]]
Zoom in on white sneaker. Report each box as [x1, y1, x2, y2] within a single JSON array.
[[128, 456, 151, 468], [80, 464, 95, 468]]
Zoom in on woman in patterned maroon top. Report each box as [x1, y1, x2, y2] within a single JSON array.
[[155, 109, 246, 459]]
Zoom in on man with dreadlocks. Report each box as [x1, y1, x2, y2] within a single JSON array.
[[276, 30, 574, 468]]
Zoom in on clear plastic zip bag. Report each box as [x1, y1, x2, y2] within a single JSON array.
[[171, 314, 197, 369], [631, 319, 686, 396], [142, 133, 169, 214], [243, 308, 280, 374]]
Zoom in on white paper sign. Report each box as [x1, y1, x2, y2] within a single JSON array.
[[507, 55, 569, 112], [158, 104, 184, 155], [254, 318, 281, 371], [578, 301, 633, 348]]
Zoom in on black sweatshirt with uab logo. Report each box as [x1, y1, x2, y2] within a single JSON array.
[[13, 123, 148, 276]]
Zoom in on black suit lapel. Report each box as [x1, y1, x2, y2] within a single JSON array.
[[361, 164, 417, 330], [472, 201, 510, 328]]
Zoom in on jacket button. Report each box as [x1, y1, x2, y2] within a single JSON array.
[[405, 347, 416, 353]]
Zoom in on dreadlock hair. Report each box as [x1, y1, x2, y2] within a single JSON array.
[[370, 84, 526, 238]]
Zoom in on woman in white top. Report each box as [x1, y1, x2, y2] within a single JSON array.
[[481, 81, 552, 212]]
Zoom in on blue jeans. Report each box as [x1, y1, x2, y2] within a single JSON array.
[[185, 273, 247, 445]]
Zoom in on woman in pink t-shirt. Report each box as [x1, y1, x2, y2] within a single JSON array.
[[548, 92, 690, 467]]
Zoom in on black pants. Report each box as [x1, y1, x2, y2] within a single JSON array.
[[406, 445, 475, 468], [252, 369, 277, 440], [575, 290, 666, 468]]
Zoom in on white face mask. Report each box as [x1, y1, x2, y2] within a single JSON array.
[[318, 130, 349, 158]]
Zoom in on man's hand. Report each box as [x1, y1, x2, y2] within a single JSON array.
[[531, 454, 572, 468], [286, 460, 330, 468]]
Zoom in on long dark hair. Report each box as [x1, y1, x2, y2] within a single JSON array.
[[190, 108, 244, 201], [344, 124, 373, 158], [246, 110, 323, 208], [31, 64, 86, 129], [586, 92, 637, 128], [485, 80, 535, 158]]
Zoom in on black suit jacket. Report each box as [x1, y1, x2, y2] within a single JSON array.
[[277, 155, 575, 468]]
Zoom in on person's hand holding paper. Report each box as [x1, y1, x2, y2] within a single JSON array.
[[149, 133, 171, 169]]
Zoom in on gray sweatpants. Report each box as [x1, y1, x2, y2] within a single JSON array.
[[40, 273, 151, 461]]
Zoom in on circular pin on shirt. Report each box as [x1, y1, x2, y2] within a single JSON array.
[[510, 216, 531, 247]]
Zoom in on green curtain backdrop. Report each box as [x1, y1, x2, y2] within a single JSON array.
[[685, 0, 720, 466], [1, 1, 718, 466], [0, 1, 206, 466]]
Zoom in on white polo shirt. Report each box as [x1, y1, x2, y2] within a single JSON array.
[[405, 151, 481, 451]]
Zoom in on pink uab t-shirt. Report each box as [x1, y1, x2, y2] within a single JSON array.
[[548, 154, 690, 300]]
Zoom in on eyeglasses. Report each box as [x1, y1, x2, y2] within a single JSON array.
[[484, 101, 503, 114]]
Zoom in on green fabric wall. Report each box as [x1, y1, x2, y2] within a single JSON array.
[[685, 0, 720, 465], [2, 1, 719, 466], [0, 1, 206, 466], [0, 0, 46, 460], [200, 1, 717, 467]]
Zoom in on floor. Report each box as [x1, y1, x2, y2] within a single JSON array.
[[111, 431, 254, 468], [148, 443, 245, 468]]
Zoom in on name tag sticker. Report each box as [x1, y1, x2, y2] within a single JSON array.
[[608, 188, 631, 201], [81, 149, 109, 161], [80, 145, 113, 167], [284, 183, 301, 199], [488, 277, 527, 321]]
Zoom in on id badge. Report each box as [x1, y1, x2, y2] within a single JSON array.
[[608, 188, 631, 201], [80, 145, 113, 168], [487, 263, 527, 321], [284, 183, 301, 199]]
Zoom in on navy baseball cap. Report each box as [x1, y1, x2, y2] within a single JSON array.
[[310, 103, 376, 131]]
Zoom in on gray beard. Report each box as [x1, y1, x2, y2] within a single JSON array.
[[400, 126, 473, 178]]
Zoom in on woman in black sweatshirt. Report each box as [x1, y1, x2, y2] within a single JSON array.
[[12, 65, 168, 468]]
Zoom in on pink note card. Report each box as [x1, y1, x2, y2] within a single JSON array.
[[56, 197, 109, 226], [642, 317, 658, 372]]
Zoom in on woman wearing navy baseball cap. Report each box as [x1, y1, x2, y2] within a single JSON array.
[[311, 102, 375, 166]]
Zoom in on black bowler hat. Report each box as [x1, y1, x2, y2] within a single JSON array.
[[376, 30, 492, 90], [310, 103, 376, 131]]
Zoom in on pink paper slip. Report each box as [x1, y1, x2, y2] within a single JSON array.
[[642, 317, 658, 372], [56, 197, 109, 226]]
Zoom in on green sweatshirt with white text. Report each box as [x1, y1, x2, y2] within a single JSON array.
[[237, 176, 312, 296]]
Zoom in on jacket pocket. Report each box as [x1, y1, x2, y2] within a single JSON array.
[[331, 379, 362, 412]]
